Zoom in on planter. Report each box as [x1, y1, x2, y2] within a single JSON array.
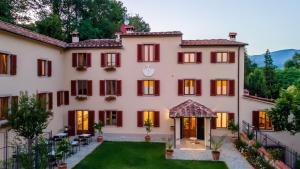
[[274, 160, 290, 169], [104, 66, 116, 72], [97, 135, 103, 143], [212, 151, 220, 160], [58, 163, 67, 169], [145, 135, 151, 142], [165, 149, 174, 158], [75, 96, 87, 101], [258, 147, 272, 159], [76, 66, 87, 71], [105, 95, 116, 102]]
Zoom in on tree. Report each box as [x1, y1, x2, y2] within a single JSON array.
[[284, 53, 300, 69], [0, 0, 14, 23], [276, 68, 300, 90], [129, 14, 150, 32], [35, 14, 65, 40], [246, 68, 267, 97], [263, 49, 277, 98]]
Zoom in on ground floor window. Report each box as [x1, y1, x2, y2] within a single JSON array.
[[259, 111, 272, 130], [0, 97, 9, 120], [77, 110, 89, 131], [143, 111, 154, 125], [106, 111, 117, 126], [216, 112, 228, 128]]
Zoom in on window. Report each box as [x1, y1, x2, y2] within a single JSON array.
[[106, 111, 117, 126], [259, 111, 272, 130], [0, 53, 16, 75], [77, 110, 89, 131], [143, 45, 155, 62], [0, 54, 8, 74], [216, 112, 228, 128], [78, 53, 88, 67], [143, 111, 154, 126], [72, 53, 91, 68], [78, 80, 87, 95], [216, 52, 228, 63], [216, 80, 228, 95], [184, 80, 195, 95], [57, 91, 69, 106], [106, 54, 116, 67], [184, 53, 195, 63], [40, 60, 47, 76], [143, 80, 154, 95], [0, 97, 9, 120], [37, 59, 51, 77], [106, 80, 116, 95], [137, 44, 159, 62]]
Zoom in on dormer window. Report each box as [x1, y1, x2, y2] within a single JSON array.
[[72, 53, 91, 70]]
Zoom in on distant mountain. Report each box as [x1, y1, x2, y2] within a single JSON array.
[[250, 49, 300, 68]]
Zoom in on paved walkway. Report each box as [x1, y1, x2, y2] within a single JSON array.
[[171, 138, 253, 169]]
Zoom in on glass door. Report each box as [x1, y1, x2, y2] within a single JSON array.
[[77, 110, 89, 134], [183, 117, 196, 138]]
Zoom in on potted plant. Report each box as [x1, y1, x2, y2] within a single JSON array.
[[228, 120, 239, 139], [210, 135, 225, 160], [144, 119, 152, 142], [94, 121, 104, 143], [56, 138, 70, 169], [75, 95, 87, 101], [165, 137, 174, 158], [247, 130, 255, 145], [104, 66, 116, 72], [76, 65, 87, 71], [105, 95, 116, 102]]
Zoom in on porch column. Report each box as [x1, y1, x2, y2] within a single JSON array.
[[175, 118, 181, 147], [205, 118, 211, 149]]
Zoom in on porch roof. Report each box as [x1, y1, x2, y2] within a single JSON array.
[[169, 99, 216, 118]]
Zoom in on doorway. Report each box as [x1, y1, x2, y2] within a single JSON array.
[[76, 110, 89, 134], [182, 117, 196, 138]]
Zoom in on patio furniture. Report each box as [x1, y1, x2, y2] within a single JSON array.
[[190, 137, 197, 144], [79, 133, 92, 145], [70, 140, 79, 154]]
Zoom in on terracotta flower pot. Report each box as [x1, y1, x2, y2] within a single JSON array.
[[58, 163, 67, 169], [145, 135, 151, 142], [212, 151, 220, 160], [97, 135, 103, 143], [165, 149, 174, 158]]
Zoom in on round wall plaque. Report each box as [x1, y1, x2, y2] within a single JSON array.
[[143, 65, 155, 77]]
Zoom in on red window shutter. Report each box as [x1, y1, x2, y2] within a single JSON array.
[[116, 53, 121, 67], [68, 111, 75, 136], [10, 55, 17, 75], [196, 52, 202, 63], [154, 111, 160, 127], [137, 80, 143, 96], [154, 80, 160, 96], [252, 111, 259, 129], [137, 44, 143, 62], [178, 52, 183, 64], [211, 52, 217, 63], [48, 92, 53, 110], [71, 80, 77, 96], [117, 111, 123, 127], [99, 111, 105, 125], [229, 52, 235, 63], [228, 80, 235, 96], [47, 61, 52, 77], [228, 113, 235, 122], [64, 91, 69, 105], [37, 59, 42, 76], [72, 53, 77, 67], [195, 80, 202, 96], [99, 80, 105, 96], [210, 80, 216, 96], [87, 80, 93, 96], [88, 111, 95, 135], [137, 111, 144, 127], [178, 80, 184, 96], [116, 80, 122, 96], [101, 53, 106, 67], [87, 53, 91, 67], [57, 91, 61, 107], [211, 117, 217, 129], [154, 44, 160, 62]]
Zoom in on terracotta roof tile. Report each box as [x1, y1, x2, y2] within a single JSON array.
[[0, 20, 67, 48], [120, 31, 182, 37], [67, 39, 122, 48], [181, 39, 247, 46]]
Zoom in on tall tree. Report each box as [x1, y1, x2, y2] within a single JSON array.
[[246, 68, 267, 97], [263, 49, 277, 98], [129, 14, 150, 32], [35, 14, 65, 40], [284, 53, 300, 69]]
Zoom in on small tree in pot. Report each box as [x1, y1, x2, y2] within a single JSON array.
[[210, 135, 226, 160], [56, 138, 70, 169], [144, 119, 152, 142], [165, 137, 174, 158], [228, 120, 239, 139], [94, 121, 104, 142]]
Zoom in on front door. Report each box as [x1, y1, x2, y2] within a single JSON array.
[[182, 117, 196, 138]]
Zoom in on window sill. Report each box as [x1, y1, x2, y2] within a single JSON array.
[[105, 95, 116, 102], [76, 95, 88, 101], [76, 66, 88, 71], [104, 67, 116, 72], [0, 74, 13, 77]]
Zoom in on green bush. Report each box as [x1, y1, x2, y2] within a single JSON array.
[[268, 148, 282, 160], [296, 156, 300, 169], [247, 131, 255, 140]]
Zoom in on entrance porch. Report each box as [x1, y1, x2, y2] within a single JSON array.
[[169, 99, 216, 150]]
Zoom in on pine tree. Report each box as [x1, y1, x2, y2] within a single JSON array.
[[263, 49, 277, 98]]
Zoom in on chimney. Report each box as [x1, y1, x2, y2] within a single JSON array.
[[229, 32, 237, 41], [71, 30, 79, 43], [115, 32, 121, 42]]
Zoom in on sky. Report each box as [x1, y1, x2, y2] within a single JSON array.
[[121, 0, 300, 55]]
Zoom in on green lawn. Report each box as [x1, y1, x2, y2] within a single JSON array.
[[73, 141, 228, 169]]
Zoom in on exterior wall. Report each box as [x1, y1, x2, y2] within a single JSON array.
[[0, 30, 66, 134]]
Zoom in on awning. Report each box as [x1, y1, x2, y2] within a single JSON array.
[[169, 99, 216, 118]]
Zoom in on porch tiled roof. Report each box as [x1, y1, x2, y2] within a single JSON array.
[[181, 39, 247, 46], [169, 99, 216, 118]]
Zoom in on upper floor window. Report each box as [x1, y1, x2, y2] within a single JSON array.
[[210, 80, 235, 96], [72, 53, 91, 69], [71, 80, 93, 97], [57, 91, 69, 107], [211, 52, 235, 63], [178, 79, 201, 96], [178, 52, 202, 64], [137, 44, 160, 62], [0, 53, 17, 75], [37, 59, 51, 77], [217, 80, 228, 95], [184, 80, 195, 95], [0, 97, 9, 120], [99, 80, 121, 96], [137, 80, 160, 96], [101, 53, 121, 68], [37, 92, 53, 110]]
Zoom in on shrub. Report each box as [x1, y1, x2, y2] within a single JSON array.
[[253, 141, 263, 149], [247, 130, 255, 140], [268, 148, 282, 160], [234, 139, 247, 151]]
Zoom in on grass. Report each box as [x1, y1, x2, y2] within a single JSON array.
[[73, 141, 228, 169]]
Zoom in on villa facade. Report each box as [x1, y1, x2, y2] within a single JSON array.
[[1, 20, 284, 150]]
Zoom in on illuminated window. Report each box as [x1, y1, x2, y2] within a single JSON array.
[[143, 111, 154, 126], [183, 53, 195, 63], [106, 111, 117, 126], [106, 53, 116, 67], [77, 110, 89, 131], [106, 80, 116, 95], [77, 53, 88, 67], [216, 52, 228, 63], [0, 97, 9, 120], [216, 80, 228, 95], [143, 80, 154, 95], [259, 111, 272, 130], [184, 80, 195, 95], [216, 112, 228, 128], [0, 53, 8, 74], [78, 80, 87, 95], [143, 45, 155, 62]]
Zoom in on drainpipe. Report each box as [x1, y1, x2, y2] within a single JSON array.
[[174, 118, 176, 148], [237, 46, 241, 140]]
